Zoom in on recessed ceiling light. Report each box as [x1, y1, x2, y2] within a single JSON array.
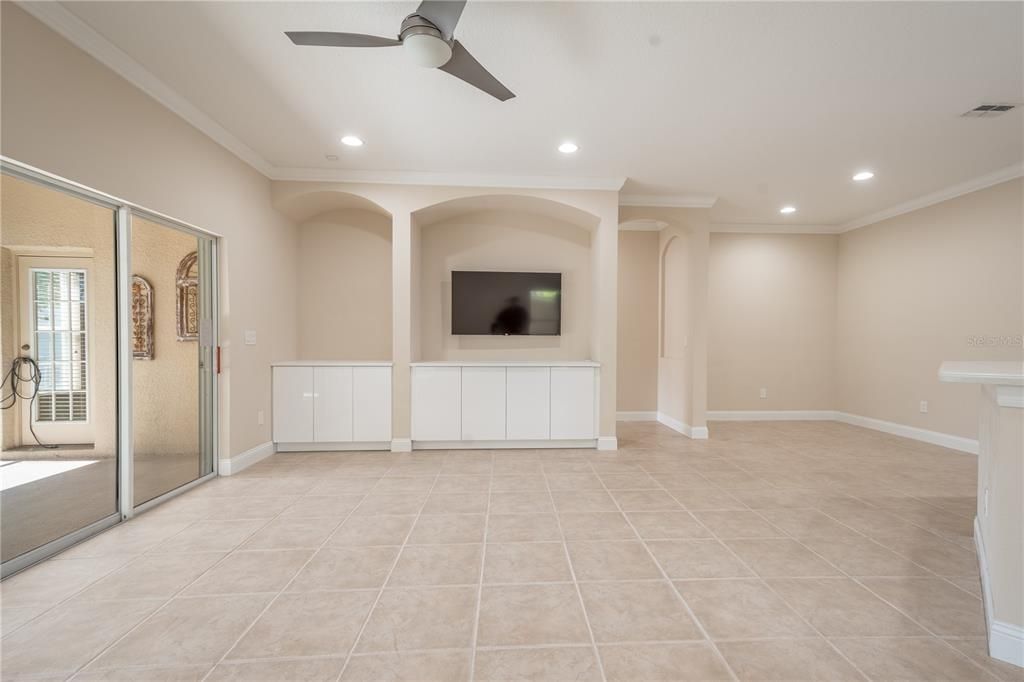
[[558, 142, 579, 154], [779, 205, 797, 215], [853, 170, 875, 182], [341, 135, 363, 147]]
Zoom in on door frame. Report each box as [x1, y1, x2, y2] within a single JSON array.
[[1, 157, 221, 577]]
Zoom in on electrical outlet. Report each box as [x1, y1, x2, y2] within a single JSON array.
[[919, 401, 928, 414], [257, 410, 264, 426], [759, 388, 768, 399]]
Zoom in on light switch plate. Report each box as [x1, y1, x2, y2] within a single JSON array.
[[244, 329, 257, 345]]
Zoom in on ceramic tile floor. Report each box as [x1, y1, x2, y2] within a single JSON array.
[[2, 421, 1022, 681]]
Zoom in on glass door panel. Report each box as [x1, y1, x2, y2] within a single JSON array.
[[0, 173, 119, 570], [130, 216, 213, 506]]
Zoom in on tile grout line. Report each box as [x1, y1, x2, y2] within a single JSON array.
[[589, 463, 742, 682], [466, 459, 494, 682], [196, 476, 380, 682], [681, 455, 911, 682], [721, 455, 996, 679], [541, 468, 609, 682], [64, 476, 338, 681], [634, 455, 877, 682], [332, 463, 447, 682]]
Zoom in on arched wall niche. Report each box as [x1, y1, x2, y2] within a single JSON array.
[[272, 188, 392, 223], [415, 204, 594, 361], [296, 208, 393, 361], [271, 180, 621, 444]]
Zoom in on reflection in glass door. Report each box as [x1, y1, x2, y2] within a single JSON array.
[[0, 172, 120, 571], [130, 216, 215, 507], [1, 160, 219, 577]]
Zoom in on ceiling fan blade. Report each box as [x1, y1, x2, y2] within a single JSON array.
[[285, 31, 401, 48], [414, 0, 467, 40], [438, 40, 515, 101]]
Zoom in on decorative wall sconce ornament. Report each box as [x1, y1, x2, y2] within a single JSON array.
[[176, 251, 199, 341], [131, 275, 154, 359]]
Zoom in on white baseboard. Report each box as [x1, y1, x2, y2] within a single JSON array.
[[390, 439, 412, 452], [835, 411, 979, 455], [976, 517, 1024, 668], [656, 412, 708, 440], [704, 409, 978, 455], [617, 411, 657, 421], [707, 410, 838, 421], [597, 436, 618, 450], [413, 439, 598, 450], [276, 442, 390, 452], [220, 441, 274, 476]]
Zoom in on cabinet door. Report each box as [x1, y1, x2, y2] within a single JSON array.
[[273, 366, 314, 443], [506, 367, 550, 440], [353, 366, 392, 442], [550, 367, 596, 439], [411, 367, 461, 441], [461, 367, 506, 441], [314, 366, 353, 442]]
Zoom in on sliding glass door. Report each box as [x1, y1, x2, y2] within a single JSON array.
[[0, 162, 218, 577], [0, 172, 120, 570], [129, 216, 215, 507]]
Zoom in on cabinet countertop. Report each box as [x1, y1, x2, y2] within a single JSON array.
[[272, 361, 393, 367]]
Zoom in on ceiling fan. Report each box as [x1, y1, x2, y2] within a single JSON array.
[[286, 0, 515, 101]]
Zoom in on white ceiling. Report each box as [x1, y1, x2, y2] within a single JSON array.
[[47, 1, 1024, 226]]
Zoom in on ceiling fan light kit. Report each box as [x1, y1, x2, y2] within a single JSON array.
[[286, 0, 515, 101], [401, 27, 452, 69]]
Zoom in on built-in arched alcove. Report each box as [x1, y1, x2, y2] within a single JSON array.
[[274, 189, 394, 361], [411, 195, 600, 362]]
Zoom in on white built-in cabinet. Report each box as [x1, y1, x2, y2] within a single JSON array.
[[506, 367, 551, 440], [272, 363, 391, 448], [411, 362, 598, 445], [410, 366, 461, 441]]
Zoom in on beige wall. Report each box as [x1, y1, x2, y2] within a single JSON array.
[[616, 231, 659, 412], [418, 210, 592, 361], [2, 5, 299, 459], [837, 178, 1024, 439], [131, 217, 200, 458], [297, 209, 392, 361], [708, 233, 838, 411]]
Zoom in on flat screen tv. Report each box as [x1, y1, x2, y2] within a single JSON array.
[[451, 271, 562, 336]]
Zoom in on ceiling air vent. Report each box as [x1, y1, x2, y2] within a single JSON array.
[[961, 104, 1017, 118]]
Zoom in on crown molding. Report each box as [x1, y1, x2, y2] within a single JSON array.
[[710, 222, 842, 234], [619, 194, 719, 208], [269, 166, 627, 191], [18, 1, 276, 177], [619, 219, 669, 232], [840, 162, 1024, 232]]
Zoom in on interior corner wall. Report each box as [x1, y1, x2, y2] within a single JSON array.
[[1, 4, 300, 459], [708, 233, 839, 411], [616, 231, 659, 412], [836, 177, 1024, 439], [297, 209, 392, 361]]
